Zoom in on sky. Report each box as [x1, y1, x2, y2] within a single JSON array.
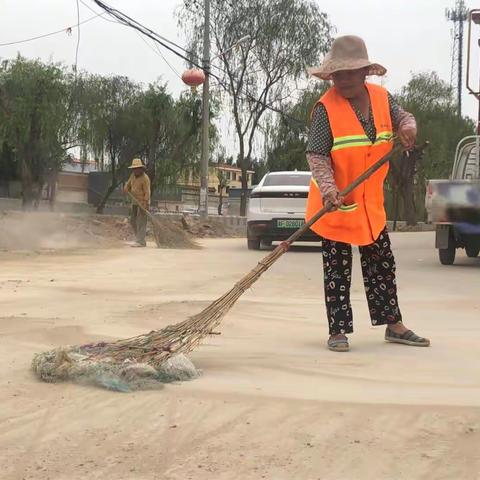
[[1, 0, 479, 154]]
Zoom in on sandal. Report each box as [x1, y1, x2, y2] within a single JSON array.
[[328, 335, 349, 352], [385, 327, 430, 347]]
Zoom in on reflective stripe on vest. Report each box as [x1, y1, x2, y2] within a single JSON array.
[[332, 130, 393, 152]]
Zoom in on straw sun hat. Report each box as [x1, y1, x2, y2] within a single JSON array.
[[308, 35, 387, 81], [128, 158, 146, 169]]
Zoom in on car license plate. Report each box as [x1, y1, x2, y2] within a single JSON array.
[[277, 219, 304, 228]]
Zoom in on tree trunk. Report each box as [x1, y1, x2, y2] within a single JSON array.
[[237, 135, 248, 217], [33, 182, 43, 210], [402, 154, 417, 226], [96, 182, 118, 214], [20, 103, 43, 210], [218, 189, 223, 215], [21, 158, 35, 210], [239, 174, 248, 217], [97, 143, 120, 214], [392, 187, 399, 232], [388, 156, 403, 229], [146, 157, 155, 199], [21, 183, 34, 210], [403, 181, 417, 226], [47, 171, 57, 211]]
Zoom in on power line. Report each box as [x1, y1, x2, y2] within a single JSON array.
[[135, 32, 182, 79], [87, 2, 219, 79], [92, 0, 304, 126], [0, 0, 181, 84], [0, 11, 107, 47], [152, 42, 182, 79], [79, 0, 182, 79], [79, 0, 119, 23], [92, 1, 214, 77], [93, 0, 197, 59]]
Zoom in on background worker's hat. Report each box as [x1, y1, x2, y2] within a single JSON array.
[[128, 158, 145, 169], [308, 35, 387, 81]]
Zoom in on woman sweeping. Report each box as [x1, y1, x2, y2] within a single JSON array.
[[306, 35, 430, 352]]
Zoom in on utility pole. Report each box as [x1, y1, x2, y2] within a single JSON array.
[[446, 0, 469, 116], [199, 0, 210, 218]]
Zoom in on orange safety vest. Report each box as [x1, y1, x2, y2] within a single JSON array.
[[305, 83, 393, 246]]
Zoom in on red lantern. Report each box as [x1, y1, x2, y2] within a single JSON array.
[[181, 68, 206, 93]]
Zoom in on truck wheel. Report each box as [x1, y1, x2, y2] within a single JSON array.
[[465, 246, 480, 258], [247, 237, 261, 250], [439, 247, 456, 265]]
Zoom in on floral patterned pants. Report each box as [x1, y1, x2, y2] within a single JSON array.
[[321, 228, 402, 335]]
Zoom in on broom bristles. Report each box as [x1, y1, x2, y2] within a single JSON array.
[[31, 243, 286, 389], [86, 244, 285, 366]]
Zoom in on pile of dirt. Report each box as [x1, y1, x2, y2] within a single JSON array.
[[181, 214, 244, 238], [87, 214, 198, 248], [0, 210, 242, 251], [151, 215, 199, 249], [0, 211, 121, 250]]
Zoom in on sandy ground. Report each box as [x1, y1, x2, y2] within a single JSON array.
[[1, 233, 479, 480]]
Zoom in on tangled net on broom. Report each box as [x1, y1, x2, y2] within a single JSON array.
[[32, 242, 288, 392], [32, 348, 199, 392]]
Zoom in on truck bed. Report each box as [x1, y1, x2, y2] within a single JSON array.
[[426, 179, 480, 224], [425, 136, 480, 225]]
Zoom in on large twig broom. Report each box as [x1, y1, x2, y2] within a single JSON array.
[[127, 191, 163, 247], [32, 148, 397, 391], [127, 192, 198, 249]]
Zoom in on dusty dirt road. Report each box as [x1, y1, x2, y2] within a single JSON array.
[[1, 233, 479, 480]]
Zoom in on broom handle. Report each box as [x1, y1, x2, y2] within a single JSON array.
[[127, 191, 156, 223], [282, 148, 396, 246]]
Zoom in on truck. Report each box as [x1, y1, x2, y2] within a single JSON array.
[[425, 9, 480, 265]]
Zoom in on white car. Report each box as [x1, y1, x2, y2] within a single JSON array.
[[246, 171, 320, 249]]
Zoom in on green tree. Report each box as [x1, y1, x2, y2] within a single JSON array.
[[265, 83, 329, 172], [78, 76, 204, 211], [0, 57, 217, 213], [142, 89, 204, 190], [396, 71, 474, 181], [0, 56, 76, 208], [181, 0, 332, 215], [388, 71, 474, 223], [79, 75, 145, 212]]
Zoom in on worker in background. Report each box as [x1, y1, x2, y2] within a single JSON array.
[[124, 158, 150, 247], [306, 35, 430, 352]]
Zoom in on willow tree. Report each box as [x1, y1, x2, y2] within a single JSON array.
[[0, 57, 76, 208], [79, 76, 207, 211], [137, 86, 204, 191], [182, 0, 332, 215], [79, 74, 145, 213]]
